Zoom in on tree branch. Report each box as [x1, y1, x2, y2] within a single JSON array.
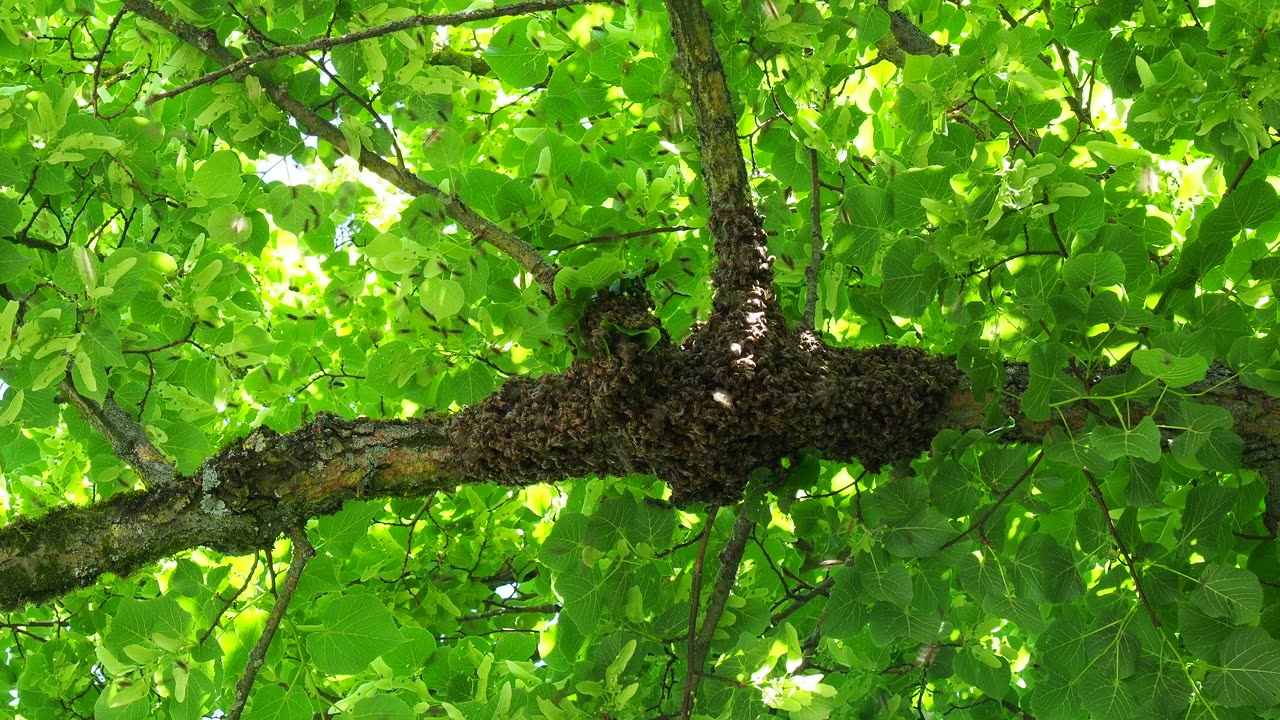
[[679, 505, 720, 720], [226, 527, 313, 720], [57, 377, 178, 490], [940, 450, 1043, 551], [680, 492, 758, 717], [145, 0, 601, 103], [122, 0, 560, 295], [0, 414, 452, 610], [802, 148, 824, 333], [664, 0, 773, 316], [1083, 470, 1161, 629]]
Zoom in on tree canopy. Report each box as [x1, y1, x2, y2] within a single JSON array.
[[2, 0, 1280, 718]]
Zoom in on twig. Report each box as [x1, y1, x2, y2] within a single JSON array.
[[456, 603, 561, 622], [57, 377, 178, 490], [226, 1, 407, 169], [90, 9, 128, 115], [143, 0, 605, 103], [559, 225, 693, 250], [802, 148, 824, 333], [1083, 470, 1160, 628], [226, 527, 314, 720], [940, 450, 1043, 550], [198, 554, 261, 645], [122, 322, 197, 355], [770, 575, 835, 626], [1044, 198, 1069, 256]]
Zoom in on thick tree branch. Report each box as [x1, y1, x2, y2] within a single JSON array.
[[7, 351, 1280, 611], [121, 0, 560, 295], [57, 377, 177, 490], [664, 0, 773, 317], [0, 415, 452, 610]]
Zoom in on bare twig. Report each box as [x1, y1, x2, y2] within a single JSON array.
[[225, 1, 407, 169], [199, 554, 261, 646], [770, 575, 835, 626], [457, 603, 560, 622], [226, 528, 314, 720], [559, 225, 693, 250], [1083, 470, 1160, 628], [90, 9, 128, 115], [940, 450, 1043, 551]]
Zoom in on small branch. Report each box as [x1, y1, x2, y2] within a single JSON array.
[[663, 0, 752, 214], [681, 494, 758, 718], [226, 1, 406, 169], [969, 79, 1035, 154], [198, 554, 260, 645], [226, 527, 314, 720], [770, 575, 835, 626], [559, 225, 693, 250], [966, 248, 1064, 277], [1083, 470, 1161, 628], [1044, 198, 1069, 256], [90, 9, 128, 115], [58, 377, 178, 490], [124, 0, 561, 296], [457, 603, 560, 622], [122, 321, 197, 355], [143, 0, 603, 103], [1182, 0, 1203, 27], [679, 505, 719, 720], [802, 148, 824, 333], [1222, 146, 1274, 198], [940, 450, 1042, 551]]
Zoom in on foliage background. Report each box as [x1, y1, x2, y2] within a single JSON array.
[[1, 0, 1280, 718]]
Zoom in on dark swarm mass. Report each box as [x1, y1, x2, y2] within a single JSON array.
[[448, 209, 960, 504]]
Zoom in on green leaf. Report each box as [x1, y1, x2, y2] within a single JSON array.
[[0, 240, 33, 282], [419, 277, 466, 318], [820, 565, 865, 640], [485, 19, 550, 88], [1193, 564, 1262, 624], [190, 149, 243, 201], [881, 237, 940, 317], [1205, 627, 1280, 708], [955, 648, 1010, 701], [834, 185, 890, 267], [554, 255, 626, 297], [857, 556, 913, 608], [244, 684, 313, 720], [1023, 342, 1066, 422], [306, 593, 405, 675], [883, 508, 953, 558], [157, 420, 213, 474], [348, 695, 413, 720], [1063, 251, 1125, 289], [1131, 348, 1208, 388], [1090, 416, 1161, 463]]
